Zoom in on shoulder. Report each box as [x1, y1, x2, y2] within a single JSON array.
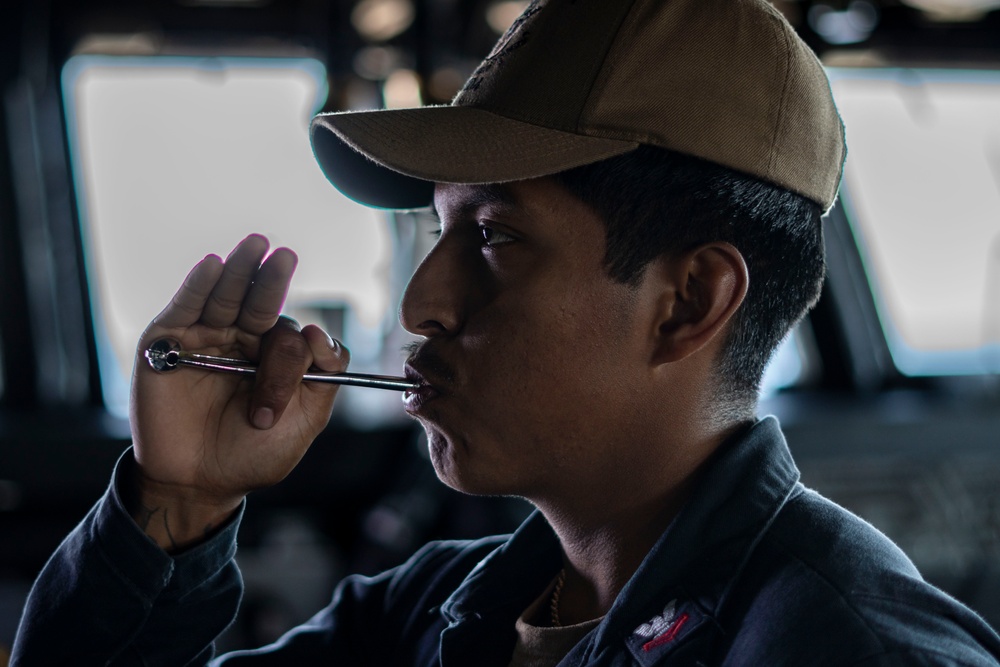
[[768, 485, 921, 584], [239, 535, 510, 665], [380, 534, 510, 607], [722, 486, 1000, 666], [328, 533, 509, 617]]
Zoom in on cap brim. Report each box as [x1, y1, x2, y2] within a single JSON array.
[[310, 105, 638, 210]]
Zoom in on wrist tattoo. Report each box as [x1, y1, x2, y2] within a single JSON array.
[[136, 504, 159, 531], [138, 504, 179, 551]]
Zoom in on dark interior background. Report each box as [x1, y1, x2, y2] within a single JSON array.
[[1, 0, 999, 658]]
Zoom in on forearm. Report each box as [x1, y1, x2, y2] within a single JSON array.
[[121, 459, 243, 553], [11, 450, 244, 667]]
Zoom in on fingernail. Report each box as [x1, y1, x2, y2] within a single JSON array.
[[253, 407, 274, 429]]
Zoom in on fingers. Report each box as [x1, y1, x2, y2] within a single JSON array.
[[148, 234, 344, 432], [302, 324, 351, 374], [249, 319, 350, 430], [237, 248, 298, 334], [200, 235, 270, 328], [152, 235, 297, 336], [154, 255, 225, 330]]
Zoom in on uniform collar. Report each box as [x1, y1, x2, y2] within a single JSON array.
[[440, 507, 562, 624], [440, 416, 800, 662], [593, 416, 801, 659]]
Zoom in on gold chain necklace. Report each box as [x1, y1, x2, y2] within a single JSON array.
[[550, 569, 566, 627]]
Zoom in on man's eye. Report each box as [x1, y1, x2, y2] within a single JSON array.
[[479, 225, 515, 247]]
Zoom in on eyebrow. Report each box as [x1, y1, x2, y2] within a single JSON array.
[[429, 183, 519, 221]]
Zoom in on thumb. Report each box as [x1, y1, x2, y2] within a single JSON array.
[[296, 325, 350, 421], [249, 316, 310, 429]]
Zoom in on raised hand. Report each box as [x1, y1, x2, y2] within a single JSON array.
[[127, 234, 347, 551]]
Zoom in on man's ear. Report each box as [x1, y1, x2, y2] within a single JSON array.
[[648, 242, 749, 366]]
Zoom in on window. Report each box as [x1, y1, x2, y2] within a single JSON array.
[[760, 325, 817, 397], [829, 67, 1000, 376], [62, 55, 393, 418]]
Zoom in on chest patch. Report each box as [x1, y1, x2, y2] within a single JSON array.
[[632, 600, 691, 652]]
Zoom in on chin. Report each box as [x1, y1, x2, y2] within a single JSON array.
[[424, 428, 523, 498]]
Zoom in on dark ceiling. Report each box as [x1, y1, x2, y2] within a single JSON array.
[[3, 0, 1000, 107]]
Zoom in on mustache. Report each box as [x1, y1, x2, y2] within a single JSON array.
[[402, 340, 456, 384]]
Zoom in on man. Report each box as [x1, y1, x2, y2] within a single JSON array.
[[12, 0, 1000, 664]]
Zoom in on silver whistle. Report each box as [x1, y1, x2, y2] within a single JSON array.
[[144, 338, 419, 392]]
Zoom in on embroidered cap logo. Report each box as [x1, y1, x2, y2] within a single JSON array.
[[463, 0, 544, 92]]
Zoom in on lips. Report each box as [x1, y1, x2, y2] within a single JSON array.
[[402, 384, 438, 413], [402, 362, 444, 413], [403, 342, 454, 414], [402, 368, 432, 411]]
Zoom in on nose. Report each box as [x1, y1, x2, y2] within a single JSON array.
[[399, 236, 466, 338]]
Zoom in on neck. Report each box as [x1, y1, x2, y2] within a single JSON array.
[[536, 420, 752, 625], [539, 480, 694, 625]]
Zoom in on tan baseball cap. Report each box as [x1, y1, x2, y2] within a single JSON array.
[[310, 0, 846, 211]]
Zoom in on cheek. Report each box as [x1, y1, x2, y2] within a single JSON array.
[[470, 333, 624, 454], [481, 281, 634, 388], [438, 279, 639, 422], [518, 301, 632, 388]]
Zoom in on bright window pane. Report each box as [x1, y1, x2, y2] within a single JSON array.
[[63, 55, 392, 417], [829, 68, 1000, 376], [760, 328, 807, 397]]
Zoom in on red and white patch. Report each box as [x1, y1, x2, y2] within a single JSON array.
[[633, 600, 691, 652]]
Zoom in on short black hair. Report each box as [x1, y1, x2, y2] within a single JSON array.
[[553, 145, 825, 414]]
